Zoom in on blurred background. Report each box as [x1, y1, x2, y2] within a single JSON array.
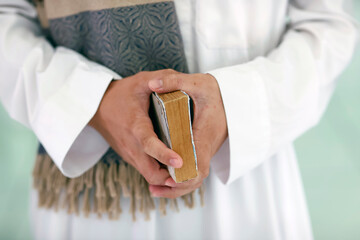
[[0, 3, 360, 240]]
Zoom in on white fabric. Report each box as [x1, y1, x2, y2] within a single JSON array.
[[0, 0, 358, 239]]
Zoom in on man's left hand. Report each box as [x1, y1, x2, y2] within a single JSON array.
[[148, 70, 228, 198]]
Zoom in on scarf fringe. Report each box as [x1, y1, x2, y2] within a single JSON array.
[[33, 154, 204, 220]]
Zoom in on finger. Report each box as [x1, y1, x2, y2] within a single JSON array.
[[149, 183, 200, 199], [164, 177, 177, 187], [136, 153, 171, 185], [133, 118, 183, 168], [144, 136, 183, 168], [148, 72, 196, 95], [117, 135, 171, 185], [135, 70, 173, 94], [148, 185, 187, 199], [164, 177, 197, 188]]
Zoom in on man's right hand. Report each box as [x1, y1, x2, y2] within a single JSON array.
[[89, 70, 183, 186]]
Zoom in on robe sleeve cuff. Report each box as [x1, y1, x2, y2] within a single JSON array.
[[33, 48, 120, 178], [208, 66, 271, 184]]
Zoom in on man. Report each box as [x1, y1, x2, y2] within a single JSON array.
[[0, 0, 358, 239]]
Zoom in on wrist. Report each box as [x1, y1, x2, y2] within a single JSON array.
[[89, 79, 117, 130]]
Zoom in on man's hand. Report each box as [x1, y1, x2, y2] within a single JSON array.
[[89, 70, 184, 186], [147, 71, 228, 198]]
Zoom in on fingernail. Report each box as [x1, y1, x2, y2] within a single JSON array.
[[149, 79, 163, 90], [165, 178, 176, 187], [170, 158, 182, 168]]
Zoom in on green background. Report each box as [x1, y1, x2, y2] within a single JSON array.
[[0, 5, 359, 240]]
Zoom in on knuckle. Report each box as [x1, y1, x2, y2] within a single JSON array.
[[175, 76, 183, 89], [132, 125, 142, 140], [132, 121, 147, 139], [162, 74, 172, 83], [158, 150, 167, 162], [141, 136, 154, 152], [164, 69, 176, 74], [164, 74, 183, 88]]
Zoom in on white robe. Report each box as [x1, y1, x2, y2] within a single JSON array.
[[0, 0, 358, 239]]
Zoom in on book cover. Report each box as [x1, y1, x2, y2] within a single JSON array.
[[151, 91, 198, 183]]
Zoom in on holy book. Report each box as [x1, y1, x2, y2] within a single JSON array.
[[151, 91, 198, 183]]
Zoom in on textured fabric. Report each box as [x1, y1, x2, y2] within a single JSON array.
[[48, 1, 188, 77]]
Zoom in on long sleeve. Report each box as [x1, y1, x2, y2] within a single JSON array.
[[209, 0, 359, 184], [0, 0, 120, 177]]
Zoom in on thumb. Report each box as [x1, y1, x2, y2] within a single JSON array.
[[148, 73, 194, 95]]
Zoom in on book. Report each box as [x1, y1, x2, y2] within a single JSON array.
[[151, 91, 198, 183]]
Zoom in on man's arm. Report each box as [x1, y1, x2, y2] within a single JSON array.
[[208, 0, 359, 184], [0, 0, 185, 184], [0, 0, 120, 177]]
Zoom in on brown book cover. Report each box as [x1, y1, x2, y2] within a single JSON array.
[[151, 91, 198, 183]]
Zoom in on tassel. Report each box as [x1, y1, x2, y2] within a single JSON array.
[[32, 153, 205, 220], [118, 162, 130, 197], [159, 198, 168, 216], [38, 155, 52, 207], [52, 164, 67, 211], [169, 198, 179, 212], [181, 194, 190, 208], [95, 162, 107, 217], [66, 176, 84, 215], [106, 161, 121, 219], [199, 184, 205, 207], [128, 165, 137, 221], [32, 154, 44, 189], [82, 167, 94, 217], [189, 191, 196, 209]]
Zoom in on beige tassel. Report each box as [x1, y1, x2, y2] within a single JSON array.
[[52, 165, 67, 211], [95, 162, 107, 217], [38, 155, 52, 207], [82, 167, 94, 217], [107, 162, 117, 198], [44, 163, 62, 209], [133, 170, 142, 200], [181, 194, 190, 208], [66, 176, 84, 215], [159, 198, 168, 216], [128, 165, 137, 221], [32, 153, 205, 220], [189, 191, 196, 209], [199, 184, 205, 207], [118, 163, 130, 197], [169, 198, 179, 212], [32, 154, 44, 189], [44, 160, 55, 208], [106, 161, 121, 219]]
